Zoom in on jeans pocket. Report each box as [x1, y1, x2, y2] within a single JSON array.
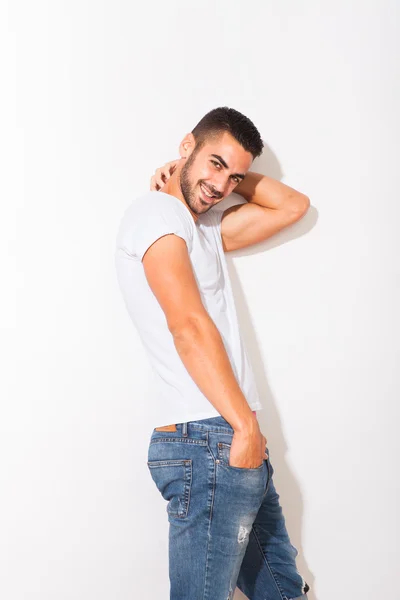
[[217, 442, 264, 471], [147, 459, 192, 518]]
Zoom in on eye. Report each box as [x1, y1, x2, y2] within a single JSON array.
[[232, 176, 240, 184], [211, 160, 221, 169]]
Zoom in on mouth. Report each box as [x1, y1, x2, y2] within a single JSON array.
[[199, 183, 219, 204]]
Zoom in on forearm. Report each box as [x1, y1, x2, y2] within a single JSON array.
[[234, 171, 309, 211], [171, 316, 257, 434]]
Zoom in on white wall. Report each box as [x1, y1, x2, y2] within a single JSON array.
[[1, 1, 399, 599]]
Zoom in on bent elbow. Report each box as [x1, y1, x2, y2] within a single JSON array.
[[303, 195, 311, 211], [293, 195, 310, 219]]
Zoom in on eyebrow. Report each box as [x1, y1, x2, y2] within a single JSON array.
[[210, 154, 246, 180]]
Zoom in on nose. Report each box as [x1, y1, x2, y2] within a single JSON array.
[[210, 173, 230, 198]]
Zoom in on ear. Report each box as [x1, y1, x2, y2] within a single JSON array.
[[179, 133, 195, 159]]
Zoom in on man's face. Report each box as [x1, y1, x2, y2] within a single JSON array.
[[179, 132, 253, 216]]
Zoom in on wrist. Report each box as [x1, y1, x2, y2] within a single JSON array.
[[233, 411, 259, 435]]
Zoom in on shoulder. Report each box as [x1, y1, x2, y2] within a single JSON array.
[[116, 191, 194, 260], [125, 191, 192, 223]]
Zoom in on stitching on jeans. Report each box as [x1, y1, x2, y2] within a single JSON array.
[[147, 459, 193, 518], [217, 443, 264, 472], [252, 527, 287, 600], [190, 426, 233, 433], [202, 431, 216, 600], [184, 460, 192, 518], [150, 437, 208, 446]]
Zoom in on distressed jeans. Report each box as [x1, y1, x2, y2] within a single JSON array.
[[147, 415, 310, 600]]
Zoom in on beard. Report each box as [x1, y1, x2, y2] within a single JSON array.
[[179, 151, 217, 216]]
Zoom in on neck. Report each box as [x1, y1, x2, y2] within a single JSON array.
[[162, 166, 199, 223]]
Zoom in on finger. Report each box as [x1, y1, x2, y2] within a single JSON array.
[[163, 163, 176, 180], [155, 176, 165, 189], [167, 160, 179, 174], [156, 167, 170, 182], [152, 170, 164, 189], [150, 176, 157, 191], [152, 177, 161, 191]]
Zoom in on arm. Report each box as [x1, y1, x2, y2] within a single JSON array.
[[221, 172, 310, 252], [142, 233, 267, 468], [233, 171, 309, 211]]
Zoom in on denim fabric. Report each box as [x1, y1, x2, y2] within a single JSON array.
[[147, 415, 310, 600]]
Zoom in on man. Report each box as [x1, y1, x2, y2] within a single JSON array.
[[115, 107, 310, 599]]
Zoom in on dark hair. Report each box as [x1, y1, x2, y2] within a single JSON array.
[[191, 106, 264, 159]]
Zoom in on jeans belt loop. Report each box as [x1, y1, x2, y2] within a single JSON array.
[[182, 421, 188, 437]]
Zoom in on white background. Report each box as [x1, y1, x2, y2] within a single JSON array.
[[1, 1, 399, 599]]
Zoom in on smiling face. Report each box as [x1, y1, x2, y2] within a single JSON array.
[[179, 131, 253, 216]]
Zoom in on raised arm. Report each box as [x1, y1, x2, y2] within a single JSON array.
[[220, 172, 310, 252]]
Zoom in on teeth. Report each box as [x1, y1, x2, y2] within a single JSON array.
[[201, 184, 214, 198]]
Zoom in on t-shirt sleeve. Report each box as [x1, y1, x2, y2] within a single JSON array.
[[117, 192, 194, 261]]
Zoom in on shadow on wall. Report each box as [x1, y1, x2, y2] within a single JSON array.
[[222, 144, 319, 600]]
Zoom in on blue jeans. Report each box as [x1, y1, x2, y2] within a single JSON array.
[[147, 415, 310, 600]]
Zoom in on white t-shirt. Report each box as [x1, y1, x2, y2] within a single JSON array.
[[115, 191, 263, 427]]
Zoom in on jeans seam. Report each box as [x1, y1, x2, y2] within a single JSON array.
[[202, 431, 216, 600], [252, 526, 287, 600]]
